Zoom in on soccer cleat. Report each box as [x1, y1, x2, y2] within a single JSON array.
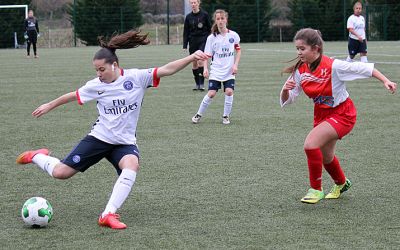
[[301, 188, 324, 204], [222, 116, 230, 125], [98, 213, 127, 229], [16, 148, 50, 164], [192, 114, 202, 124], [325, 178, 352, 199]]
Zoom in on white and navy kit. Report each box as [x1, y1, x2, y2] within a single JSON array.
[[347, 14, 366, 40], [204, 30, 240, 82], [280, 56, 374, 138], [62, 68, 160, 174], [347, 14, 367, 55], [76, 68, 160, 145]]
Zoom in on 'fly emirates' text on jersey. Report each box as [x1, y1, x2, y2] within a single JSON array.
[[280, 55, 374, 108], [76, 68, 160, 145], [204, 30, 240, 81]]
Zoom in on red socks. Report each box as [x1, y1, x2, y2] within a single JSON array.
[[304, 148, 323, 191], [323, 156, 346, 185], [305, 149, 347, 189]]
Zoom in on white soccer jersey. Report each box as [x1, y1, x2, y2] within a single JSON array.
[[280, 57, 374, 108], [76, 68, 160, 145], [347, 14, 366, 40], [204, 30, 240, 81]]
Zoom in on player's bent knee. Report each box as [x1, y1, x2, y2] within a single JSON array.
[[52, 165, 77, 179]]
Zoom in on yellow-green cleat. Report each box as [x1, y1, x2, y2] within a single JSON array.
[[301, 188, 324, 204], [325, 178, 352, 199]]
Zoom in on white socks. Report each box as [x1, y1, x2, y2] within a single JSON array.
[[197, 94, 234, 117], [32, 154, 60, 177], [360, 56, 368, 62], [102, 168, 137, 217], [197, 95, 213, 116], [223, 95, 233, 117]]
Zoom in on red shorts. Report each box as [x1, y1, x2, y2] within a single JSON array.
[[314, 98, 357, 139]]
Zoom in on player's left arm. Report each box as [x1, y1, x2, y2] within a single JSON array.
[[372, 69, 397, 94], [232, 44, 241, 75], [157, 50, 208, 78]]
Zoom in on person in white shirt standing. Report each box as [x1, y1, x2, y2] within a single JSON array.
[[192, 9, 241, 125], [16, 30, 208, 230], [346, 1, 368, 62]]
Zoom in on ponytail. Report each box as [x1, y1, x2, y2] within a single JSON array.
[[94, 30, 150, 64]]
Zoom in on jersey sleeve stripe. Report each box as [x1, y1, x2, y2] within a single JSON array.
[[76, 89, 83, 105], [234, 44, 241, 50], [152, 67, 160, 87]]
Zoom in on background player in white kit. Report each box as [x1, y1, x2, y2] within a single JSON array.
[[16, 30, 207, 229], [192, 9, 241, 125], [346, 1, 368, 62]]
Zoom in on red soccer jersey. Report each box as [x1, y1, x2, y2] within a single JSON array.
[[280, 55, 374, 109]]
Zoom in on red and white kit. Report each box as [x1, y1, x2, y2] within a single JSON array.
[[280, 55, 374, 138]]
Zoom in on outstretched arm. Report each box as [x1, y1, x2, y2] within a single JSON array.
[[157, 50, 208, 78], [32, 91, 77, 118], [372, 69, 397, 94]]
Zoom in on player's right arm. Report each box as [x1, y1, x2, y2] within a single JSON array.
[[32, 91, 76, 118], [280, 72, 302, 107]]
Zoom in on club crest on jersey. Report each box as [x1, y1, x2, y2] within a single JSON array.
[[72, 155, 81, 163], [321, 68, 328, 77], [123, 81, 133, 90], [229, 38, 234, 43], [197, 22, 203, 28]]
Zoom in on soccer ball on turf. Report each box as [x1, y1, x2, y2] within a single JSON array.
[[21, 197, 53, 227]]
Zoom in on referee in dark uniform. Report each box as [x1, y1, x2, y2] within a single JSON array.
[[183, 0, 211, 91], [24, 10, 40, 58]]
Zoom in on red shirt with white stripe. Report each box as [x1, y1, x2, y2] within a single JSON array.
[[281, 55, 374, 108]]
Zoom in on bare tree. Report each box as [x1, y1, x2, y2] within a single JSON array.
[[32, 0, 72, 19]]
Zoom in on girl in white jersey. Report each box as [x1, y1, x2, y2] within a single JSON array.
[[192, 9, 241, 125], [16, 30, 208, 229], [346, 1, 368, 62], [280, 28, 396, 204]]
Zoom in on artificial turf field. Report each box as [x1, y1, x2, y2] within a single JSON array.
[[0, 41, 399, 249]]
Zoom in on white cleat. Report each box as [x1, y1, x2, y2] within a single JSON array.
[[192, 114, 202, 124], [222, 116, 230, 125]]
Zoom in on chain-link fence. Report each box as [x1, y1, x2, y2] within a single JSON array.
[[1, 2, 399, 48]]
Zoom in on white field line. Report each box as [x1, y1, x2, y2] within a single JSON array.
[[246, 48, 400, 64]]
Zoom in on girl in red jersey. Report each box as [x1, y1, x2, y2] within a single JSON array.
[[280, 28, 397, 204]]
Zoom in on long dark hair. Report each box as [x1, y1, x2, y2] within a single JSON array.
[[94, 30, 150, 64], [282, 28, 324, 75], [211, 9, 228, 36]]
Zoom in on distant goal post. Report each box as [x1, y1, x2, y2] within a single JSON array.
[[0, 5, 28, 48], [0, 5, 28, 18]]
